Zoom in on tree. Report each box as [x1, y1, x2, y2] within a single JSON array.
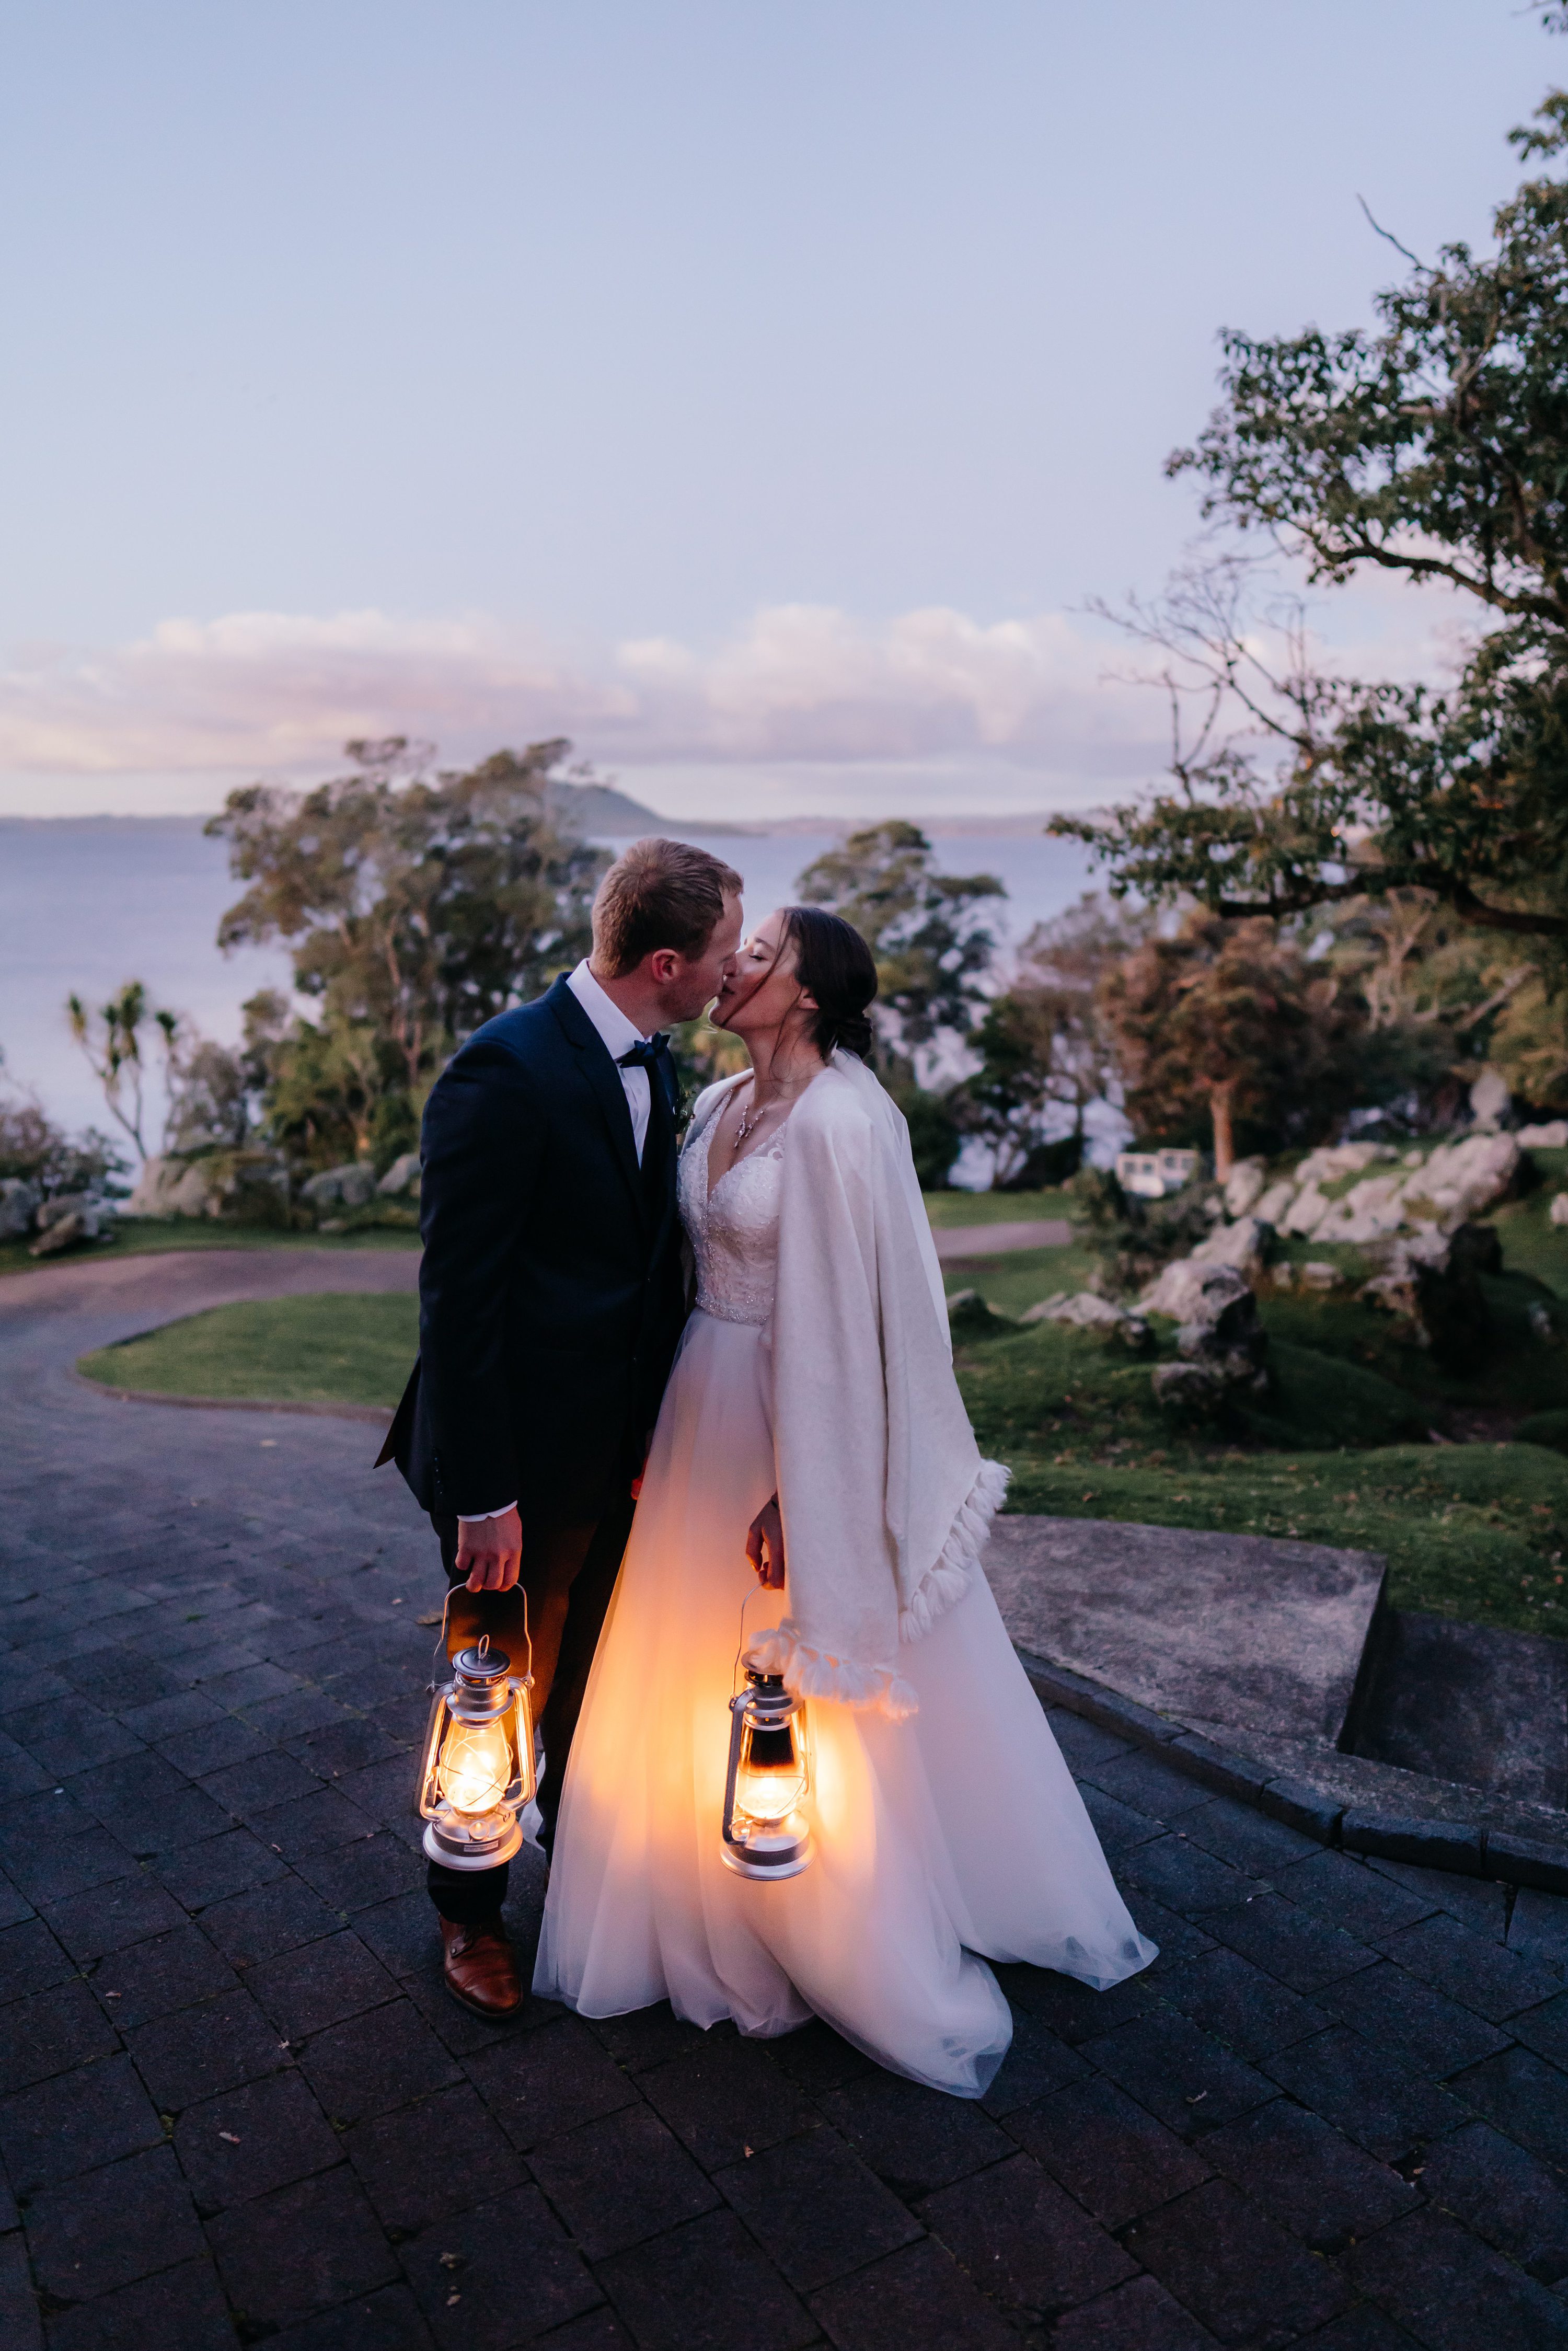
[[208, 737, 607, 1167], [1099, 912, 1345, 1178], [0, 1055, 127, 1203], [65, 981, 179, 1161], [794, 821, 1005, 1066], [956, 895, 1140, 1186], [1315, 891, 1549, 1126], [1053, 32, 1568, 951]]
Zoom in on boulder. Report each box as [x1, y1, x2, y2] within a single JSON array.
[[1359, 1221, 1493, 1362], [1551, 1192, 1568, 1228], [376, 1150, 421, 1198], [36, 1192, 103, 1235], [30, 1211, 90, 1257], [125, 1156, 179, 1217], [1142, 1259, 1269, 1393], [1253, 1178, 1298, 1227], [1024, 1290, 1123, 1329], [1021, 1292, 1152, 1350], [172, 1161, 231, 1217], [1520, 1121, 1568, 1148], [1189, 1215, 1271, 1276], [301, 1161, 378, 1211], [1151, 1360, 1229, 1417], [0, 1179, 40, 1240], [1300, 1262, 1342, 1290], [1400, 1131, 1520, 1227], [1279, 1182, 1332, 1238], [126, 1152, 283, 1220], [1469, 1067, 1512, 1130], [1221, 1157, 1268, 1219], [1141, 1255, 1247, 1322], [1311, 1172, 1408, 1246], [1295, 1142, 1397, 1185], [947, 1287, 1010, 1338], [28, 1195, 107, 1256]]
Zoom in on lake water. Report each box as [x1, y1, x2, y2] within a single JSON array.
[[0, 816, 1094, 1139]]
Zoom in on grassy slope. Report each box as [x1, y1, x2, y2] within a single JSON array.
[[953, 1313, 1568, 1636], [78, 1292, 419, 1409]]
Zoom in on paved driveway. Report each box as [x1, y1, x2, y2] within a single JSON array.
[[4, 1248, 1568, 2348]]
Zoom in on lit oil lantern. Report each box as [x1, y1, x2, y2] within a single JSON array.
[[721, 1664, 813, 1879], [417, 1636, 534, 1871]]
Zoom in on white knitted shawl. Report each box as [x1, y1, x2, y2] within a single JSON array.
[[691, 1052, 1008, 1719]]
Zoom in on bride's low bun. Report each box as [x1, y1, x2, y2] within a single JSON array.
[[781, 905, 879, 1061]]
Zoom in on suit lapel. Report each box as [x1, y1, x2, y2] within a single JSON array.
[[545, 976, 649, 1231]]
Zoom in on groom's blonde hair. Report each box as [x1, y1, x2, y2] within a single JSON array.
[[593, 837, 743, 975]]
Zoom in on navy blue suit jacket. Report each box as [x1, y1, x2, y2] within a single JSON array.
[[379, 975, 686, 1524]]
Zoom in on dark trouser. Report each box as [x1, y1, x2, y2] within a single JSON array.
[[425, 1484, 636, 1926]]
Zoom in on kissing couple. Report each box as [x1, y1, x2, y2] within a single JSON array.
[[383, 836, 1153, 2098]]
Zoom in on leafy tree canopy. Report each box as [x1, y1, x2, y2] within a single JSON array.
[[1099, 910, 1350, 1176], [207, 738, 606, 1165], [794, 820, 1004, 1062], [956, 895, 1143, 1188], [1054, 33, 1568, 949]]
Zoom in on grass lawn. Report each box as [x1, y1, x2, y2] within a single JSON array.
[[924, 1188, 1070, 1228], [941, 1242, 1102, 1318], [78, 1292, 419, 1410]]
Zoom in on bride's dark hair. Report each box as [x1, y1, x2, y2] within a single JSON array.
[[780, 906, 878, 1061]]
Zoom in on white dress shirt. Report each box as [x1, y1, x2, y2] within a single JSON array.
[[566, 959, 653, 1165], [458, 960, 654, 1525]]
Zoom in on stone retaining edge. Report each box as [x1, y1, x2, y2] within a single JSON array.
[[1015, 1644, 1568, 1895]]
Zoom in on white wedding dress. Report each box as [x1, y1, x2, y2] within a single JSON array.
[[533, 1101, 1156, 2096]]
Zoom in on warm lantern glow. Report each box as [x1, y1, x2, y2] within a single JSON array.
[[417, 1638, 535, 1871], [436, 1715, 516, 1815], [733, 1723, 808, 1828], [722, 1665, 813, 1879]]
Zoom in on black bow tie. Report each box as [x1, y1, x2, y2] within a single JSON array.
[[616, 1034, 671, 1070]]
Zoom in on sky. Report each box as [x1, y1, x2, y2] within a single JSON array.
[[0, 0, 1555, 823]]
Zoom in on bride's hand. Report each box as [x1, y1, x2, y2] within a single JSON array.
[[745, 1495, 786, 1590]]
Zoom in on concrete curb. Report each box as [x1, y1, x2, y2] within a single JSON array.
[[1017, 1644, 1568, 1895]]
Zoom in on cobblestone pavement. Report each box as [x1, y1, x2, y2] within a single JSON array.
[[7, 1254, 1568, 2347]]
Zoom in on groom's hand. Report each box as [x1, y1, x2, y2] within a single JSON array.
[[746, 1495, 786, 1591], [456, 1507, 524, 1592]]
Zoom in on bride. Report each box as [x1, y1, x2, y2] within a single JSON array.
[[533, 905, 1155, 2096]]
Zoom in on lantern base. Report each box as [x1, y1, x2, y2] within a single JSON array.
[[720, 1825, 813, 1880], [422, 1817, 524, 1871]]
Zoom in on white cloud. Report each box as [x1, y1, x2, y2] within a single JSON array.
[[0, 602, 1169, 790], [0, 580, 1470, 817]]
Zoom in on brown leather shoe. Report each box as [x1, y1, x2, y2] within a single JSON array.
[[440, 1918, 523, 2019]]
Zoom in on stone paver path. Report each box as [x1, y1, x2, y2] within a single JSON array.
[[5, 1249, 1568, 2347]]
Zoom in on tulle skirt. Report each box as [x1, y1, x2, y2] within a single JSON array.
[[533, 1309, 1156, 2096]]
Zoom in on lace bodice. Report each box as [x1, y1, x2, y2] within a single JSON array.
[[678, 1108, 786, 1327]]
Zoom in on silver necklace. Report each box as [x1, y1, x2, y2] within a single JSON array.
[[731, 1079, 802, 1151], [732, 1092, 766, 1150]]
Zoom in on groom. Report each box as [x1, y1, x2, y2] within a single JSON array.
[[380, 836, 744, 2017]]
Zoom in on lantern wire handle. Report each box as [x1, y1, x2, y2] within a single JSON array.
[[425, 1588, 533, 1691], [427, 1585, 456, 1693], [731, 1583, 764, 1701]]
